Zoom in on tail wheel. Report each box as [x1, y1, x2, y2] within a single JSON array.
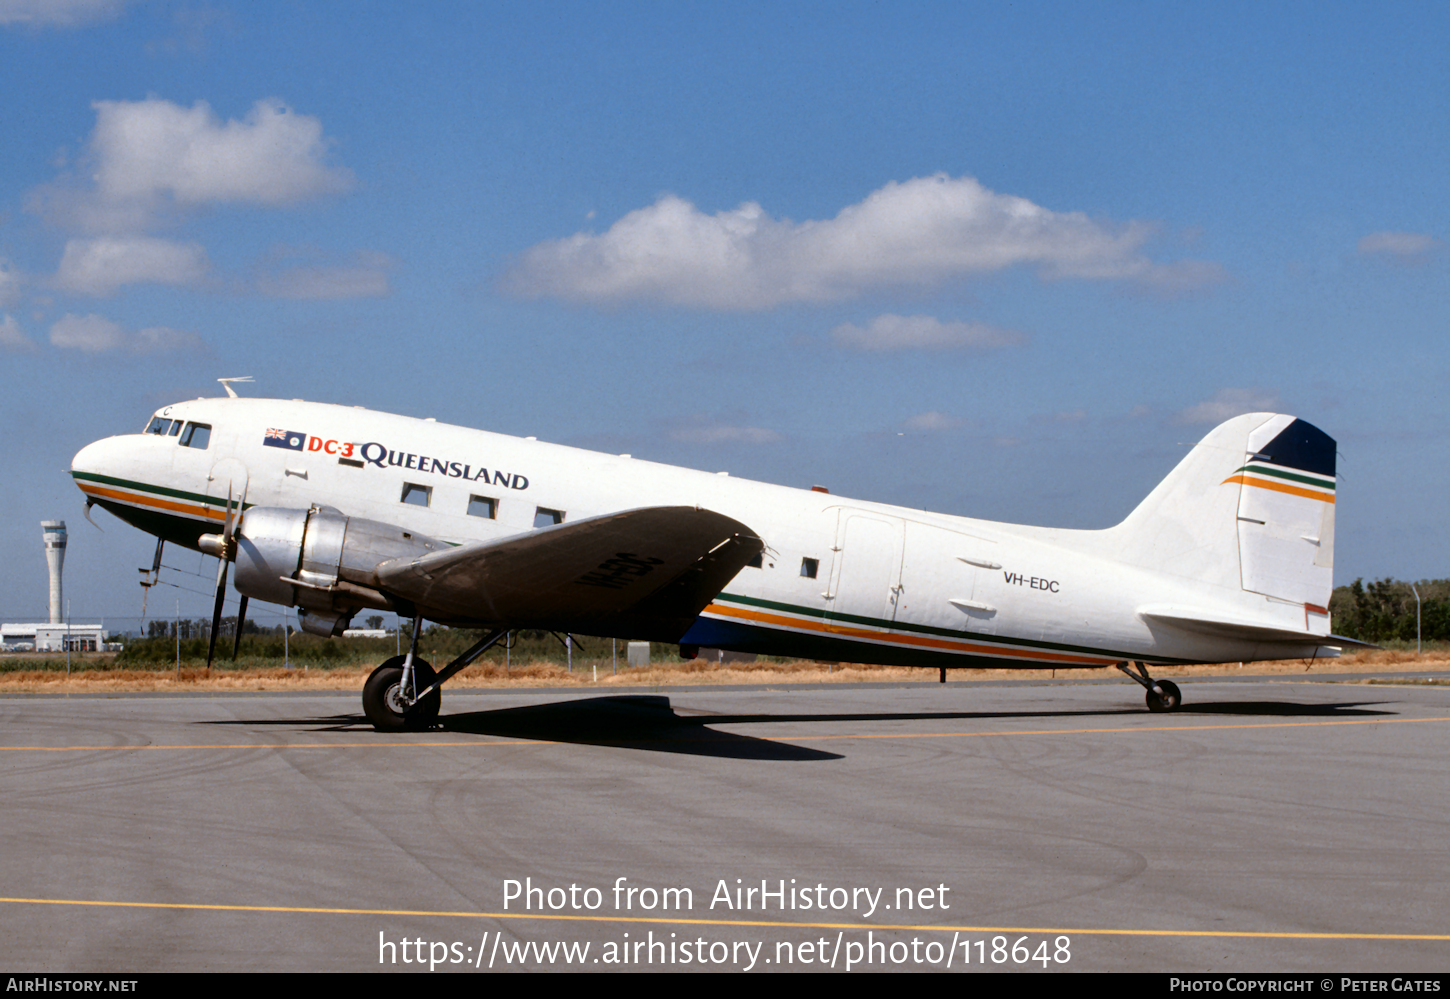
[[363, 656, 440, 731], [1146, 679, 1182, 713]]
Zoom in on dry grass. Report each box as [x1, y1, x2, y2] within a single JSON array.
[[0, 647, 1445, 694]]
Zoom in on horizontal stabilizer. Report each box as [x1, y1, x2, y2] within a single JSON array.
[[1137, 604, 1368, 649], [1321, 633, 1381, 651], [376, 506, 763, 641]]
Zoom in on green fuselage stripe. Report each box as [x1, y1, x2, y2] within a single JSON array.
[[712, 592, 1203, 665], [72, 470, 251, 509]]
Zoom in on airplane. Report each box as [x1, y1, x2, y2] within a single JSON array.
[[70, 387, 1356, 730]]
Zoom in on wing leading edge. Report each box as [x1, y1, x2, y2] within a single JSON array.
[[375, 506, 764, 641]]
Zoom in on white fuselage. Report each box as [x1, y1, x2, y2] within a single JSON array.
[[71, 397, 1337, 669]]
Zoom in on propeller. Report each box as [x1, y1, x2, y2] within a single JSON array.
[[138, 537, 164, 617], [199, 484, 246, 670], [232, 595, 249, 661]]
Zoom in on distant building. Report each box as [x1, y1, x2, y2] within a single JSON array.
[[1, 623, 107, 653]]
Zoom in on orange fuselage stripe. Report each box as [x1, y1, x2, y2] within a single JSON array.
[[703, 602, 1118, 666], [78, 483, 224, 523]]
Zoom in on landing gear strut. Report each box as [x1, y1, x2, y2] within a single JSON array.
[[1117, 661, 1182, 713], [361, 620, 510, 731]]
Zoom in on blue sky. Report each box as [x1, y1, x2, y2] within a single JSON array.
[[1, 1, 1446, 627]]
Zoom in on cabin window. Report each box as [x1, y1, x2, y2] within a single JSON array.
[[468, 495, 497, 519], [401, 483, 431, 507], [533, 508, 565, 528], [800, 557, 818, 579], [179, 423, 211, 449]]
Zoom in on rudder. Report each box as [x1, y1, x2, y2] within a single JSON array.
[[1110, 413, 1337, 611]]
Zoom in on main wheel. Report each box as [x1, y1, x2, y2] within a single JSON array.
[[363, 656, 440, 731], [1146, 679, 1182, 713]]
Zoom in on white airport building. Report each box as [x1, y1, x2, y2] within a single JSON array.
[[0, 622, 108, 653]]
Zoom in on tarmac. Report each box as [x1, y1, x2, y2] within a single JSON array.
[[2, 672, 1448, 972]]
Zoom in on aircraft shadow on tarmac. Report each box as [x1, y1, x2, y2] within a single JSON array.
[[437, 695, 843, 760], [197, 695, 840, 760], [197, 694, 1395, 759]]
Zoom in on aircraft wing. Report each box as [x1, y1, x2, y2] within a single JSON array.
[[374, 506, 763, 641]]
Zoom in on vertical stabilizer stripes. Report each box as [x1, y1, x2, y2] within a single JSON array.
[[1248, 418, 1335, 477]]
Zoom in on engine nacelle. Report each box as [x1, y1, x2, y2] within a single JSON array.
[[234, 505, 443, 636]]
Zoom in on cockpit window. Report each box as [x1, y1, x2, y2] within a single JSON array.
[[169, 420, 183, 436], [179, 423, 211, 449], [145, 417, 171, 435]]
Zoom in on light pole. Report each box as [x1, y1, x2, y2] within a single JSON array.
[[1411, 582, 1422, 654]]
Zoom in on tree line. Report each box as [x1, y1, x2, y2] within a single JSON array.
[[1328, 578, 1450, 644]]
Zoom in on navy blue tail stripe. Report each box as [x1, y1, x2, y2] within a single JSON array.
[[1250, 418, 1335, 477]]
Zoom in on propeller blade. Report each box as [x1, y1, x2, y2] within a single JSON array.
[[205, 560, 228, 669], [205, 485, 242, 670], [139, 538, 164, 617], [232, 595, 248, 661], [221, 483, 236, 539]]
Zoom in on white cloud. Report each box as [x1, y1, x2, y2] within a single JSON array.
[[831, 314, 1026, 351], [0, 0, 126, 26], [31, 98, 354, 231], [50, 312, 125, 351], [1357, 231, 1441, 259], [53, 236, 209, 295], [1173, 387, 1281, 425], [257, 251, 392, 299], [669, 425, 783, 444], [92, 97, 352, 206], [505, 174, 1221, 309], [902, 411, 965, 432], [0, 314, 37, 352], [131, 324, 206, 353], [0, 260, 21, 307], [49, 312, 205, 354]]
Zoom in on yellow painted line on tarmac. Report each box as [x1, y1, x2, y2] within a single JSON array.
[[0, 895, 1445, 941], [3, 715, 1449, 752], [0, 740, 558, 751], [788, 715, 1450, 742]]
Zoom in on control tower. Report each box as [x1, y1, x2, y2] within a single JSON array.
[[41, 521, 66, 624]]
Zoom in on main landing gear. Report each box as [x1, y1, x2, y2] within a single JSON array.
[[363, 656, 440, 731], [362, 619, 509, 731], [1116, 661, 1182, 713]]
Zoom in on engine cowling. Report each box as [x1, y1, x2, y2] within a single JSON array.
[[234, 505, 443, 636]]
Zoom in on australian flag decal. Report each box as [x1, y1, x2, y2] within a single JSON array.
[[263, 428, 307, 451]]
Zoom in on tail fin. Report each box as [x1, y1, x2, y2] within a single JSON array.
[[1111, 413, 1336, 609]]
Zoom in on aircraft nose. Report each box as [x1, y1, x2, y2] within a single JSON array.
[[70, 435, 135, 499], [71, 437, 110, 479]]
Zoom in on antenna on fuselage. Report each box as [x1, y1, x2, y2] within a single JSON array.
[[217, 376, 254, 398]]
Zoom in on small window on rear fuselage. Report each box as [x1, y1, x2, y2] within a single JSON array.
[[533, 508, 564, 528], [179, 423, 211, 449], [401, 483, 431, 507], [468, 495, 497, 519], [800, 557, 818, 578]]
